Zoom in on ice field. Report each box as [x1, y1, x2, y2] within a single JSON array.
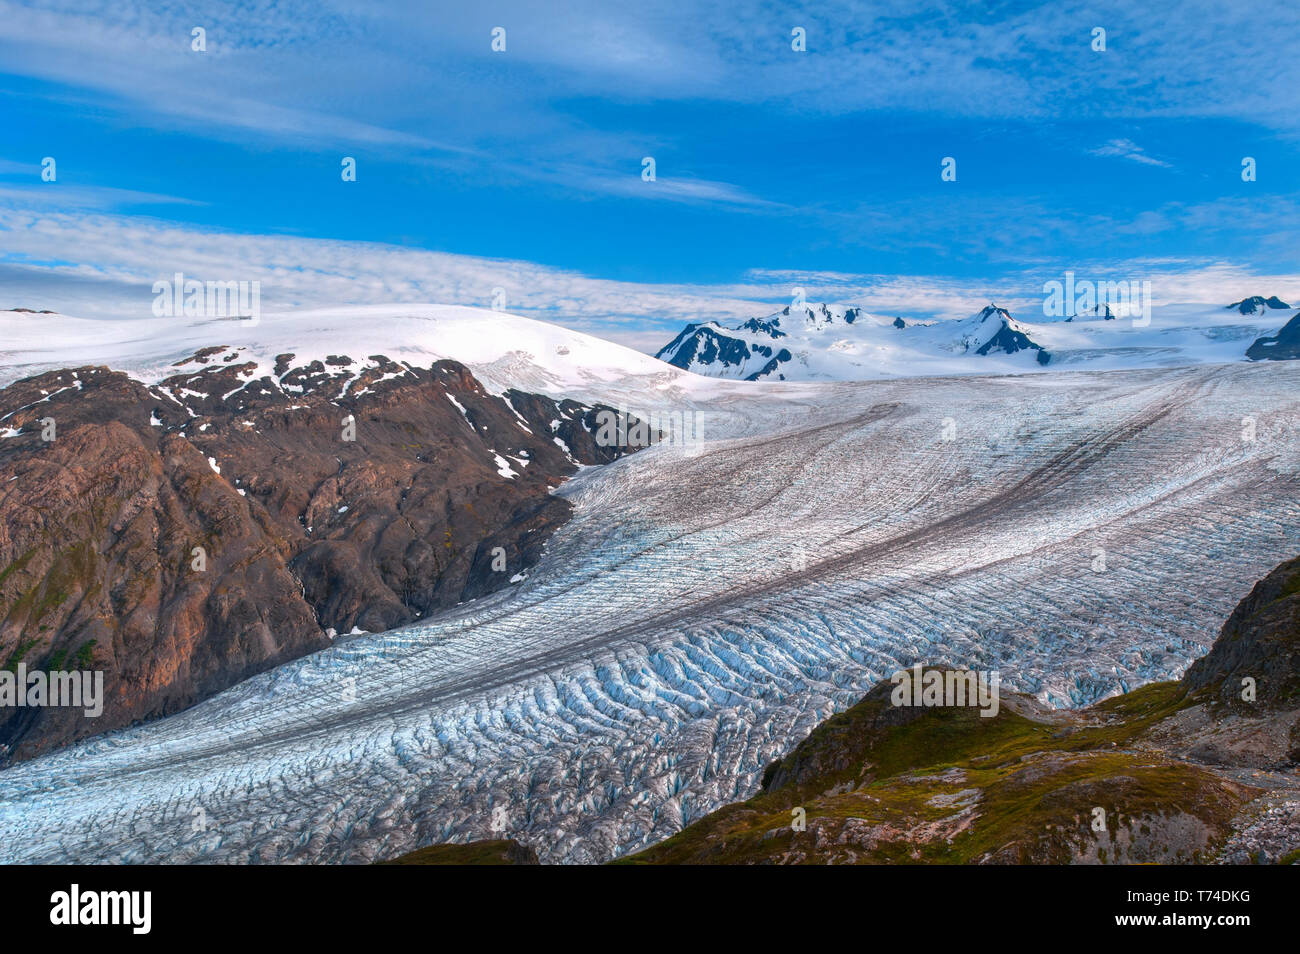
[[1, 359, 1298, 863]]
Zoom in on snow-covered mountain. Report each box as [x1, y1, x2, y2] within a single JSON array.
[[656, 297, 1298, 381], [7, 296, 1296, 396], [0, 304, 685, 400], [950, 304, 1049, 362], [1227, 295, 1292, 315]]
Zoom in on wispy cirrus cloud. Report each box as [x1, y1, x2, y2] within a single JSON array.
[[3, 0, 1299, 161], [576, 169, 788, 209], [0, 181, 206, 210], [1089, 138, 1172, 168], [0, 0, 1296, 319]]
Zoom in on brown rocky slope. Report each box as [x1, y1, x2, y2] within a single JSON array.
[[0, 347, 642, 762]]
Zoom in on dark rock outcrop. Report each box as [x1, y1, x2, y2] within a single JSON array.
[[1184, 554, 1300, 706], [974, 322, 1051, 363], [1246, 310, 1300, 361], [743, 349, 792, 382], [655, 322, 754, 371], [1228, 295, 1290, 315]]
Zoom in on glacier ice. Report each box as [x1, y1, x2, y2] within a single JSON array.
[[1, 361, 1298, 864]]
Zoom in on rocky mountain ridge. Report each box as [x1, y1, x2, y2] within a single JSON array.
[[1246, 310, 1300, 361], [0, 348, 643, 761]]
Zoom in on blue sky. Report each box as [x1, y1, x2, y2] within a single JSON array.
[[1, 0, 1298, 350]]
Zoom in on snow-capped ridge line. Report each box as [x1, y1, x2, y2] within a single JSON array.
[[0, 303, 692, 400], [655, 296, 1300, 382]]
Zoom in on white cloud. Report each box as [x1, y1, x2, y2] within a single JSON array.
[[3, 201, 1298, 355], [1, 0, 1297, 178], [0, 182, 206, 209], [1089, 138, 1172, 168]]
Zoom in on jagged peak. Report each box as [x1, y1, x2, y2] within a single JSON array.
[[973, 303, 1014, 323], [1227, 295, 1291, 315]]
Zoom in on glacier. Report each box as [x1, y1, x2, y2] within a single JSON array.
[[1, 359, 1298, 864]]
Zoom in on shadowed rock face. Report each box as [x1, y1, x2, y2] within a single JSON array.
[[0, 353, 639, 762], [1185, 554, 1300, 707], [1246, 311, 1300, 361], [656, 322, 756, 371], [1230, 295, 1291, 316]]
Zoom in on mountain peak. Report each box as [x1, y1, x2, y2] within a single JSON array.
[[653, 297, 1300, 383], [1227, 295, 1291, 315], [957, 304, 1049, 363], [973, 303, 1014, 323]]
